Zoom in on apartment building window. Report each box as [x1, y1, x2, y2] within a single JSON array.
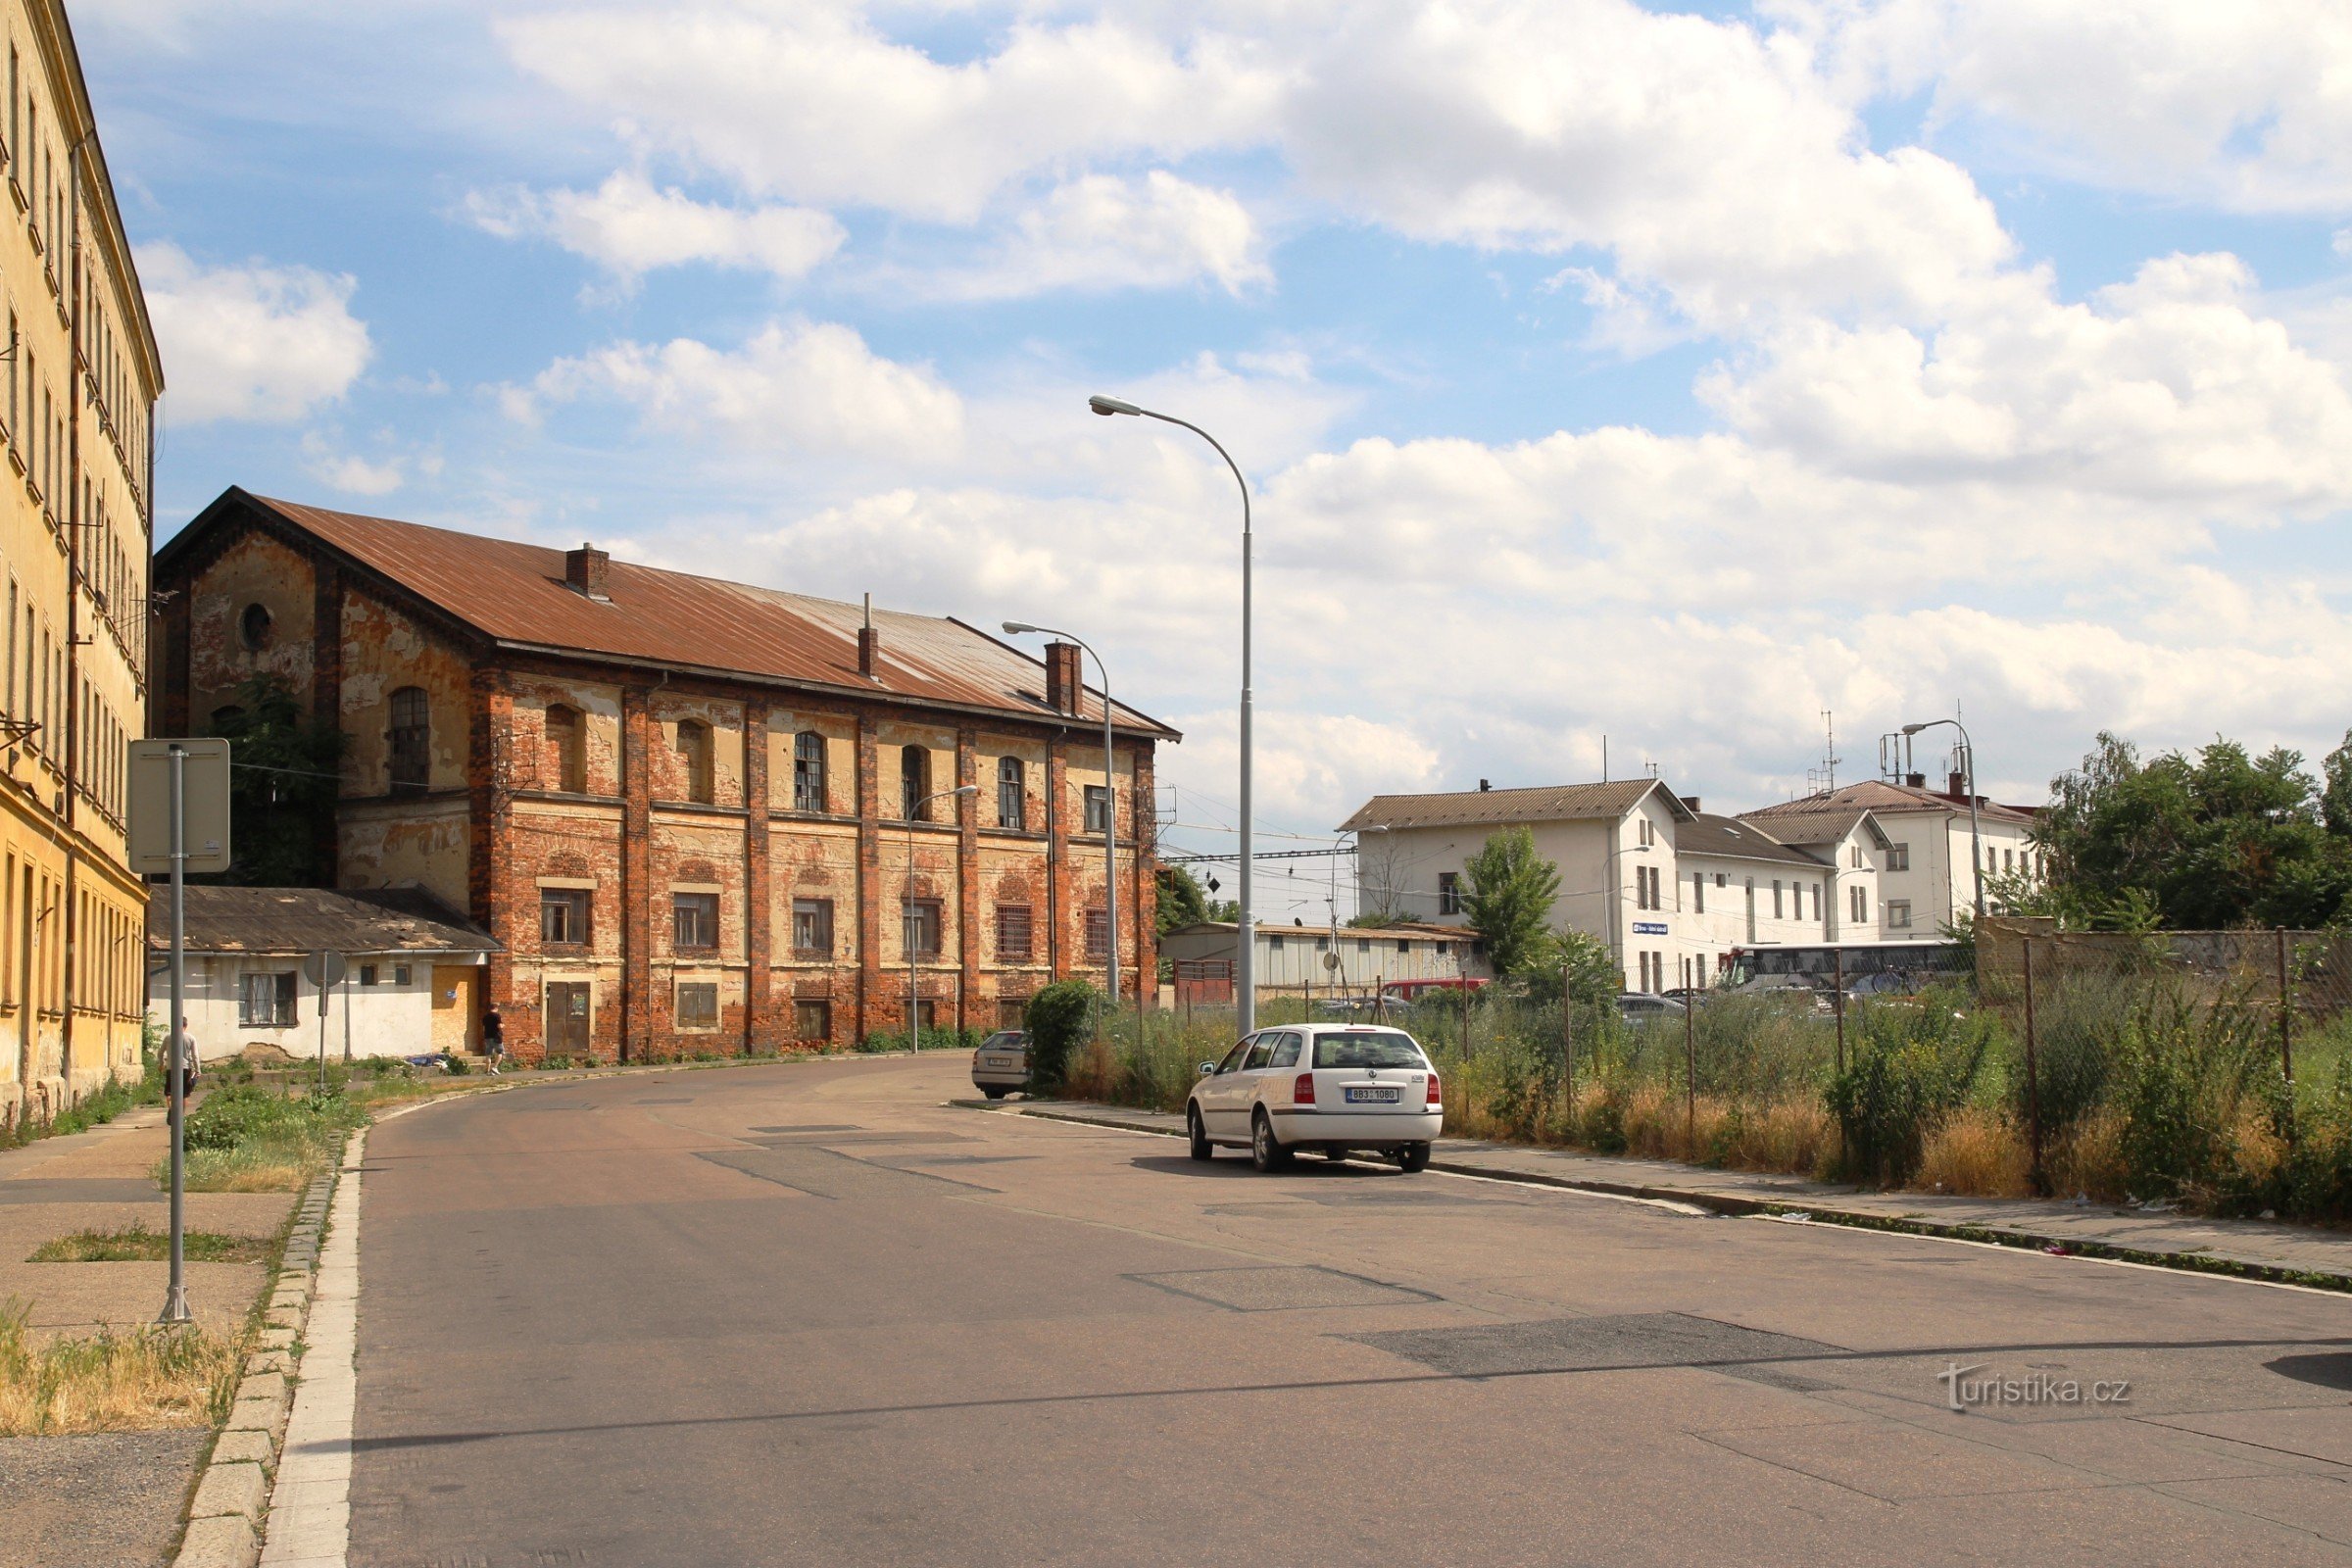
[[998, 756, 1025, 829], [1886, 842, 1910, 872], [1886, 900, 1913, 930], [540, 887, 591, 946], [791, 898, 834, 956], [1085, 908, 1108, 962], [2003, 848, 2014, 873], [793, 731, 826, 812], [672, 892, 718, 951], [1849, 846, 1863, 868], [1849, 885, 1867, 924], [1084, 784, 1110, 835], [903, 898, 942, 958], [675, 719, 714, 804], [1691, 872, 1705, 913], [388, 687, 429, 793], [1771, 880, 1784, 919], [546, 704, 585, 793], [675, 982, 718, 1030], [239, 972, 296, 1027], [794, 1000, 831, 1041], [902, 745, 929, 819], [996, 904, 1033, 961], [1438, 871, 1460, 915]]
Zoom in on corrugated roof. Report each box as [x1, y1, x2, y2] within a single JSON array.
[[145, 886, 501, 956], [1338, 779, 1690, 833], [167, 491, 1176, 740], [1677, 813, 1824, 867], [1744, 778, 2036, 826]]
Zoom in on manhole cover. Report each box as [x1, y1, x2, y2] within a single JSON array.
[[1350, 1311, 1838, 1379], [1128, 1266, 1438, 1312]]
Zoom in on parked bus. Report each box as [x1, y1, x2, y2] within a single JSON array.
[[1725, 941, 1963, 991]]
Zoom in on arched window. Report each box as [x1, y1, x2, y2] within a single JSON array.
[[997, 756, 1024, 830], [546, 704, 585, 793], [388, 687, 429, 793], [208, 704, 246, 735], [793, 730, 826, 813], [675, 719, 714, 804], [238, 603, 272, 651], [901, 744, 929, 820]]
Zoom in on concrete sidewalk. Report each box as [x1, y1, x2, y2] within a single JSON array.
[[975, 1098, 2352, 1290], [0, 1102, 300, 1568]]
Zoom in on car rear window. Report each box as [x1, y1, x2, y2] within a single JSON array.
[[1311, 1032, 1425, 1069]]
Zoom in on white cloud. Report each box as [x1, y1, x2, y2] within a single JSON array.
[[301, 436, 407, 497], [515, 318, 963, 461], [1781, 0, 2352, 212], [465, 171, 844, 287], [915, 172, 1268, 300], [495, 8, 1279, 224], [139, 243, 371, 424]]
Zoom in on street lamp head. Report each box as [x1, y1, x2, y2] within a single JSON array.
[[1002, 620, 1040, 636], [1901, 721, 1930, 736], [951, 784, 978, 797], [1089, 394, 1143, 417]]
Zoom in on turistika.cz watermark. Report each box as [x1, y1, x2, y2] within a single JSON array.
[[1937, 1362, 2132, 1412]]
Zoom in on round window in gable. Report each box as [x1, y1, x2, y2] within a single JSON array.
[[239, 603, 273, 651]]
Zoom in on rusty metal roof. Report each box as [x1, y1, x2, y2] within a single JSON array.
[[172, 491, 1175, 740], [1337, 779, 1692, 833], [144, 885, 501, 956]]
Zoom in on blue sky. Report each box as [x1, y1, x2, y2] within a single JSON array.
[[70, 1, 2352, 901]]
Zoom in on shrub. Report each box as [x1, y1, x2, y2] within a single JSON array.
[[1024, 980, 1099, 1092], [1825, 1003, 1994, 1185]]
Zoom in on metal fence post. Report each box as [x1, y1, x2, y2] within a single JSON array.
[[1562, 958, 1575, 1126], [2022, 938, 2043, 1194], [1683, 980, 1696, 1155], [1833, 946, 1845, 1077], [2278, 926, 2297, 1146]]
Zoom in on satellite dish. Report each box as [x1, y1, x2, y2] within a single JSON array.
[[1322, 952, 1342, 972]]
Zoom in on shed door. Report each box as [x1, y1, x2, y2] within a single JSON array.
[[431, 966, 479, 1055]]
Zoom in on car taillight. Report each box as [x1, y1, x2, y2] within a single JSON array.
[[1426, 1073, 1442, 1106], [1294, 1073, 1315, 1105]]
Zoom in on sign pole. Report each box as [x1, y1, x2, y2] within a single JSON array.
[[161, 743, 189, 1325]]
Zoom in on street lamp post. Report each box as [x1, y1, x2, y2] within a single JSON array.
[[1902, 719, 1985, 920], [1004, 623, 1119, 1004], [1089, 394, 1258, 1031], [906, 783, 978, 1052]]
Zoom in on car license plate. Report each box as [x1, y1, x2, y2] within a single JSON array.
[[984, 1056, 1020, 1069], [1346, 1086, 1401, 1103]]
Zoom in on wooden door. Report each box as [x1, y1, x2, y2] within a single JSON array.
[[431, 966, 479, 1055], [546, 982, 591, 1056]]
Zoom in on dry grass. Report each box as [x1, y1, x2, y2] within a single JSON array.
[[0, 1296, 241, 1435], [1915, 1106, 2034, 1198], [26, 1225, 267, 1264], [175, 1144, 316, 1193], [2043, 1109, 2128, 1203]]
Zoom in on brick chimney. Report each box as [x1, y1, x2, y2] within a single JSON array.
[[1948, 770, 1969, 799], [1044, 641, 1084, 715], [564, 545, 609, 601], [1680, 795, 1701, 812], [858, 593, 879, 679], [1905, 771, 1928, 789]]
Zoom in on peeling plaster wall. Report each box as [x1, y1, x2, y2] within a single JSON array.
[[339, 799, 470, 909], [188, 530, 316, 720], [339, 589, 472, 798], [508, 673, 623, 796]]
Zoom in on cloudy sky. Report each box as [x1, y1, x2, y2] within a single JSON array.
[[78, 0, 2352, 886]]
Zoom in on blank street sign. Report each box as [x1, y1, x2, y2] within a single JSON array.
[[128, 739, 233, 875]]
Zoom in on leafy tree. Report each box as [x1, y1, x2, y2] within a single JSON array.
[[203, 672, 347, 887], [1346, 910, 1405, 928], [2038, 730, 2352, 929], [1022, 979, 1098, 1091], [1515, 928, 1619, 1006], [1155, 865, 1209, 937], [1457, 825, 1561, 976]]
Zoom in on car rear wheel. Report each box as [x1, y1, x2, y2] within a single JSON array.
[[1250, 1110, 1291, 1173], [981, 1086, 1008, 1101], [1397, 1142, 1431, 1173], [1188, 1106, 1213, 1161]]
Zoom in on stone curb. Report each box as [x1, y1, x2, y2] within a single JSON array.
[[980, 1102, 2352, 1295], [170, 1152, 343, 1568]]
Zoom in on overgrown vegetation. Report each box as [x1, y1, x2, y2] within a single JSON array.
[[27, 1225, 267, 1264], [0, 1296, 240, 1435], [155, 1082, 365, 1193], [200, 671, 349, 887], [0, 1054, 164, 1151], [1022, 980, 1100, 1091]]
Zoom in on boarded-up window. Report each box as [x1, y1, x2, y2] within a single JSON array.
[[902, 745, 929, 819], [389, 687, 429, 793], [675, 719, 713, 804], [794, 999, 831, 1041], [547, 704, 586, 793], [676, 982, 718, 1029]]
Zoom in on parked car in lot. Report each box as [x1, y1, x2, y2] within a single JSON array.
[[1187, 1023, 1442, 1173], [1617, 991, 1688, 1021], [968, 1030, 1030, 1099]]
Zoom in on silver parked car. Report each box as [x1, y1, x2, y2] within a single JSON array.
[[969, 1030, 1029, 1099]]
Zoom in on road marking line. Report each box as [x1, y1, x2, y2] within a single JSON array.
[[260, 1128, 366, 1568]]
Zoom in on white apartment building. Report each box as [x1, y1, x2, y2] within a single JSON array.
[[1340, 771, 2039, 992]]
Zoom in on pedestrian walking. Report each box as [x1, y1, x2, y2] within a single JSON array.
[[481, 1004, 505, 1075]]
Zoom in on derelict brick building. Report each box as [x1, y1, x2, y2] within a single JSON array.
[[152, 488, 1174, 1062]]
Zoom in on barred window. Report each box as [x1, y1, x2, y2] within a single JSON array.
[[996, 904, 1033, 961], [1085, 908, 1108, 961]]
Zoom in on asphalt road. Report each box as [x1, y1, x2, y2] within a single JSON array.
[[348, 1055, 2352, 1566]]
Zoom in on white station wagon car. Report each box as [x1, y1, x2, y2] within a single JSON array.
[[1187, 1023, 1442, 1173], [969, 1030, 1029, 1099]]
